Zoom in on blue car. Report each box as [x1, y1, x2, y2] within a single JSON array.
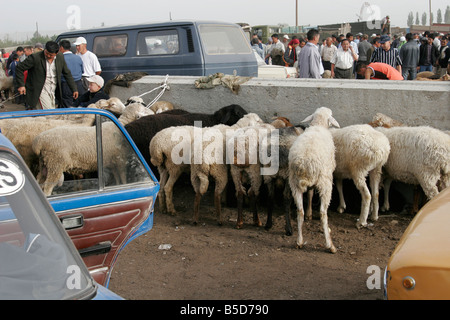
[[0, 108, 160, 299]]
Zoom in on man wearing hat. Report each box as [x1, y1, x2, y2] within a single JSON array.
[[73, 36, 102, 95], [15, 41, 79, 109], [381, 15, 390, 35], [369, 34, 402, 73], [73, 74, 109, 107]]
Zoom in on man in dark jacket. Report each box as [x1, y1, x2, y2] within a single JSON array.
[[418, 37, 438, 72], [399, 33, 420, 80], [15, 41, 78, 109]]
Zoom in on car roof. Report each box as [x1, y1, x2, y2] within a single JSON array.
[[57, 20, 238, 36]]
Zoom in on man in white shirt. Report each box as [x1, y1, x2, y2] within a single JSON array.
[[330, 39, 359, 79], [73, 36, 102, 94], [265, 34, 285, 66], [320, 37, 337, 71]]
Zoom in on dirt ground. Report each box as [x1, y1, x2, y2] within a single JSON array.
[[109, 177, 412, 301]]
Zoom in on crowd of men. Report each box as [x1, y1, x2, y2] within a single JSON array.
[[252, 28, 450, 81], [1, 36, 106, 110]]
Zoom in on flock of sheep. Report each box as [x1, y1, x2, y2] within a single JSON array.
[[0, 97, 449, 254], [122, 101, 449, 254]]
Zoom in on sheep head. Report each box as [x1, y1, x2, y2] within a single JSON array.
[[301, 107, 339, 128]]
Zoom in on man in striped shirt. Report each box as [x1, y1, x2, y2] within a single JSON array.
[[370, 35, 402, 74]]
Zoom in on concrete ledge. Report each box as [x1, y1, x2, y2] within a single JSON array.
[[110, 76, 450, 130]]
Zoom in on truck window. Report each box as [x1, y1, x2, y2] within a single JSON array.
[[198, 25, 252, 55], [136, 30, 179, 55], [93, 34, 128, 57]]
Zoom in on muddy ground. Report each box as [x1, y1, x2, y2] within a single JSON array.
[[109, 177, 412, 301]]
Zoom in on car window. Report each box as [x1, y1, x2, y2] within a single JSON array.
[[93, 34, 128, 57], [0, 151, 95, 300], [198, 24, 252, 55], [136, 29, 179, 55], [100, 117, 153, 188], [0, 114, 153, 197]]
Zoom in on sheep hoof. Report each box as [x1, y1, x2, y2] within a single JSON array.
[[236, 223, 243, 229], [356, 222, 366, 229], [329, 245, 337, 254], [337, 206, 345, 214], [285, 229, 292, 236]]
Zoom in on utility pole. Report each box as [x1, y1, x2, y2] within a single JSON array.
[[429, 0, 432, 30]]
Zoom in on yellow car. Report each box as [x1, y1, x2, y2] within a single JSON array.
[[384, 186, 450, 299]]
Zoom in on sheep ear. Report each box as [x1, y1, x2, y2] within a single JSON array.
[[329, 117, 340, 128], [300, 114, 314, 123]]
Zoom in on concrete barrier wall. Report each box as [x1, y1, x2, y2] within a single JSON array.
[[110, 76, 450, 130]]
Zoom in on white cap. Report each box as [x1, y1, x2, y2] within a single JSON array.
[[283, 35, 289, 39], [371, 33, 377, 37], [87, 75, 104, 88], [73, 36, 87, 45], [400, 36, 406, 42]]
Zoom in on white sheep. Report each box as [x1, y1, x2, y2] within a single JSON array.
[[118, 103, 154, 126], [227, 121, 276, 229], [32, 121, 128, 196], [288, 107, 339, 253], [190, 113, 265, 225], [125, 95, 174, 114], [375, 126, 450, 211], [330, 124, 390, 228], [262, 125, 303, 235], [149, 113, 263, 217]]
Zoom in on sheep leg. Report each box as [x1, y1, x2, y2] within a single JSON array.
[[164, 169, 183, 215], [353, 174, 371, 229], [336, 178, 346, 214], [192, 173, 209, 225], [283, 183, 294, 236], [418, 175, 439, 201], [249, 170, 262, 227], [214, 173, 227, 226], [193, 192, 202, 225], [236, 190, 245, 229], [381, 177, 392, 212], [369, 168, 381, 222], [293, 190, 305, 249], [264, 179, 275, 230], [306, 188, 313, 220], [157, 168, 168, 214], [249, 189, 261, 227], [319, 182, 336, 253]]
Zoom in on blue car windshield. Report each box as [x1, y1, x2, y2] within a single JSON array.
[[0, 151, 95, 300]]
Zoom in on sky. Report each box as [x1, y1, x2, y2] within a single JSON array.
[[1, 0, 449, 40]]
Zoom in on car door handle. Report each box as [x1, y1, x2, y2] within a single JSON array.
[[79, 241, 112, 257], [60, 214, 84, 230]]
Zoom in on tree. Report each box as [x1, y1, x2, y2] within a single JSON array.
[[415, 12, 420, 25], [445, 6, 450, 24], [437, 9, 442, 24], [422, 12, 427, 25], [407, 11, 414, 27]]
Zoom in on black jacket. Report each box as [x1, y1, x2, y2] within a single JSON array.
[[418, 43, 438, 66], [74, 88, 109, 107]]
